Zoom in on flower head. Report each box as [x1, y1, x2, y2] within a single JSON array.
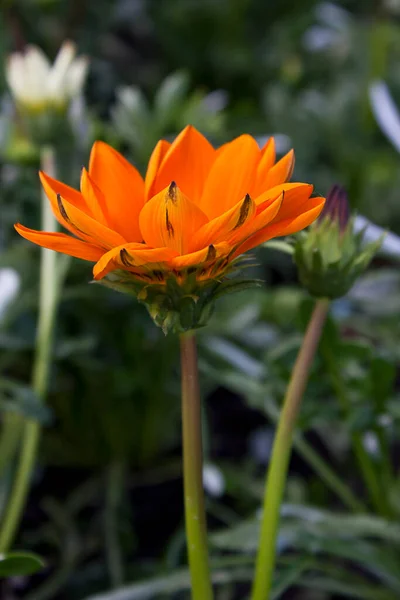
[[16, 126, 324, 332], [6, 41, 88, 112], [294, 184, 383, 299]]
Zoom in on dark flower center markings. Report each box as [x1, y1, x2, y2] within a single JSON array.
[[234, 194, 252, 230]]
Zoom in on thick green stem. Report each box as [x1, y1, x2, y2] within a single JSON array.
[[251, 298, 330, 600], [104, 462, 125, 588], [180, 332, 213, 600], [0, 146, 59, 551]]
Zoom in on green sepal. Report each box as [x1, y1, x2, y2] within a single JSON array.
[[93, 268, 261, 334], [294, 217, 384, 299]]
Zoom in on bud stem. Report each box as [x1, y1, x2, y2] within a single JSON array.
[[0, 146, 61, 551], [250, 298, 330, 600], [180, 332, 213, 600]]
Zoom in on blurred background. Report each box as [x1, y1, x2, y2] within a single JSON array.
[[1, 1, 400, 599]]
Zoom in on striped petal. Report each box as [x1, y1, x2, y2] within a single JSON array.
[[93, 243, 177, 280], [234, 197, 325, 256], [40, 170, 87, 210], [40, 171, 91, 237], [15, 224, 104, 261], [200, 134, 260, 218], [268, 183, 314, 222], [55, 194, 126, 249], [139, 182, 208, 254], [229, 193, 284, 247], [171, 242, 230, 269], [148, 126, 216, 204], [89, 141, 144, 242], [190, 194, 256, 252]]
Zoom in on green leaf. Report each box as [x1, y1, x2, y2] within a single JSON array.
[[263, 240, 294, 255], [0, 552, 45, 577], [83, 556, 311, 600], [154, 71, 190, 125], [0, 378, 52, 424], [369, 357, 396, 410], [212, 504, 400, 591]]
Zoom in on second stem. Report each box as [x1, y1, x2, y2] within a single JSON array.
[[251, 298, 330, 600]]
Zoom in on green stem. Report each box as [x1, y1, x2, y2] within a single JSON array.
[[104, 462, 125, 588], [180, 332, 213, 600], [0, 146, 60, 551], [251, 298, 330, 600], [324, 347, 392, 517]]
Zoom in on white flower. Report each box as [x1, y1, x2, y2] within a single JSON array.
[[6, 41, 88, 111]]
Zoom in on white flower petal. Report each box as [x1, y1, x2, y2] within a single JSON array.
[[24, 45, 51, 103], [65, 56, 88, 98], [7, 41, 88, 108], [6, 54, 27, 99], [48, 40, 77, 100]]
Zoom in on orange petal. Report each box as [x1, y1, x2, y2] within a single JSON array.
[[200, 134, 260, 218], [234, 196, 325, 256], [149, 126, 216, 204], [267, 183, 314, 221], [93, 243, 177, 280], [55, 194, 126, 249], [171, 242, 230, 269], [190, 194, 256, 252], [39, 171, 86, 212], [40, 171, 87, 236], [229, 192, 284, 247], [262, 149, 295, 189], [89, 141, 144, 242], [80, 168, 109, 225], [139, 182, 208, 254], [15, 224, 104, 261], [145, 139, 171, 200], [250, 138, 276, 197], [253, 183, 313, 213]]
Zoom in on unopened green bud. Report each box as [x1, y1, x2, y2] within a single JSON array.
[[294, 185, 383, 299]]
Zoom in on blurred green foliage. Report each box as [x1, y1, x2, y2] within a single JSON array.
[[1, 1, 400, 599]]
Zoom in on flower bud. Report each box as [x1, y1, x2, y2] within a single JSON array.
[[294, 185, 383, 299]]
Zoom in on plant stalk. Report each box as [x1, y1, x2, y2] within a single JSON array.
[[251, 298, 330, 600], [180, 331, 213, 600], [0, 146, 60, 551]]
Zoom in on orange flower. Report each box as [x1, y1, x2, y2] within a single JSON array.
[[15, 126, 324, 286]]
